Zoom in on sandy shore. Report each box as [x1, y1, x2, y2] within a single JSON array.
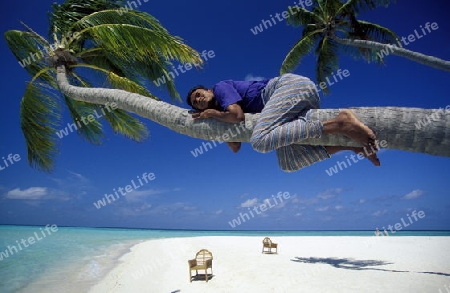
[[89, 236, 450, 293]]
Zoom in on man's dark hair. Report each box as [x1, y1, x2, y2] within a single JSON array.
[[186, 85, 208, 108]]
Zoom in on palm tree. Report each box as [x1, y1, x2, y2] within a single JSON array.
[[56, 66, 450, 162], [281, 0, 450, 93], [5, 0, 450, 174], [4, 0, 203, 171]]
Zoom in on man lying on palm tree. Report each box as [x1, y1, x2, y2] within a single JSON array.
[[187, 73, 380, 172]]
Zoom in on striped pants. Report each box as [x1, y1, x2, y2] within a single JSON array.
[[250, 74, 330, 172]]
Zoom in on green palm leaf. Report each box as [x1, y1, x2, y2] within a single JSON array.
[[315, 37, 339, 94], [50, 0, 125, 36], [62, 72, 106, 144], [5, 0, 204, 171], [77, 24, 197, 64], [282, 0, 399, 93], [63, 95, 104, 144], [340, 0, 394, 15], [20, 81, 61, 172], [287, 7, 322, 27], [102, 109, 149, 142], [340, 20, 397, 63], [72, 64, 158, 98], [280, 29, 323, 74], [69, 10, 202, 99], [4, 30, 53, 83], [69, 64, 150, 142], [351, 20, 398, 44], [70, 10, 202, 64]]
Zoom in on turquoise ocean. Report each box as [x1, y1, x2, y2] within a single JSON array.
[[0, 225, 449, 293]]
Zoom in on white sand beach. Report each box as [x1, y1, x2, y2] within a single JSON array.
[[89, 236, 450, 293]]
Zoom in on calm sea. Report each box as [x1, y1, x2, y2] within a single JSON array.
[[0, 225, 448, 293]]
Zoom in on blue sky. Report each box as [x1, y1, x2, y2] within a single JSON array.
[[0, 0, 449, 230]]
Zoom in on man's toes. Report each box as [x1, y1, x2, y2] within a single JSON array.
[[368, 154, 381, 166]]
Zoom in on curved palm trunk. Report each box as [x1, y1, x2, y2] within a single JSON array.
[[334, 37, 450, 72], [56, 66, 450, 157]]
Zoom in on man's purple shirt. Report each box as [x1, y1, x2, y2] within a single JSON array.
[[212, 79, 270, 113]]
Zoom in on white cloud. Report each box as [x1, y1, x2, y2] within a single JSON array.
[[271, 199, 289, 209], [125, 189, 167, 202], [51, 170, 93, 194], [335, 205, 344, 210], [67, 170, 88, 181], [244, 73, 266, 81], [372, 210, 388, 217], [5, 187, 48, 200], [291, 196, 318, 206], [401, 189, 424, 200], [317, 188, 343, 199], [118, 201, 197, 217], [240, 198, 258, 208], [137, 203, 152, 211], [359, 199, 366, 204], [316, 206, 329, 212]]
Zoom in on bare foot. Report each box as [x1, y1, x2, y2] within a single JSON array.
[[227, 142, 241, 153], [325, 146, 380, 166], [324, 110, 377, 148], [351, 147, 380, 166]]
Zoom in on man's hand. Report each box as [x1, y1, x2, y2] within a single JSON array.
[[191, 104, 244, 124], [191, 109, 219, 121], [227, 142, 241, 153]]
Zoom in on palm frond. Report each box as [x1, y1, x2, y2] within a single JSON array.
[[69, 11, 201, 99], [97, 46, 181, 98], [322, 0, 343, 18], [352, 20, 398, 44], [338, 40, 383, 64], [102, 109, 149, 142], [20, 82, 61, 172], [280, 30, 323, 74], [340, 0, 395, 15], [72, 64, 159, 99], [49, 0, 125, 37], [77, 48, 129, 77], [287, 7, 322, 27], [315, 37, 339, 94], [69, 9, 169, 34], [20, 21, 50, 47], [63, 71, 107, 145], [340, 20, 398, 63], [63, 95, 104, 144], [80, 24, 198, 64], [4, 30, 53, 82], [65, 9, 202, 99], [67, 64, 149, 142], [70, 10, 202, 65]]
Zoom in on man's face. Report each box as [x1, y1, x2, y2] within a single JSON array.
[[190, 89, 215, 110]]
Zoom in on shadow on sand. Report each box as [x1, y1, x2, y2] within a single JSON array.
[[291, 256, 450, 276]]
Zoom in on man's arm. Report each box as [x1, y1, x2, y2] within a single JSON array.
[[192, 103, 244, 123], [192, 103, 244, 153]]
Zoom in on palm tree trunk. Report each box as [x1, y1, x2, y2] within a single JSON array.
[[56, 65, 450, 157], [334, 37, 450, 72]]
